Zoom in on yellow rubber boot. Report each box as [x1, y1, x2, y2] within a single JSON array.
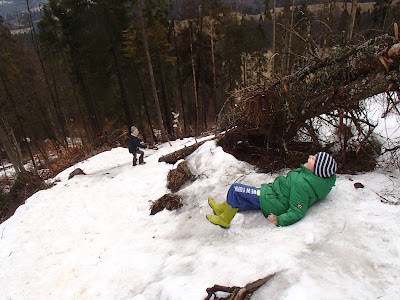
[[208, 197, 227, 216], [206, 204, 239, 228]]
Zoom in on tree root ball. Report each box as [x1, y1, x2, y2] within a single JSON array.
[[167, 161, 194, 192]]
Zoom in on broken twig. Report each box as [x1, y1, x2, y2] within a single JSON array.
[[205, 273, 276, 300]]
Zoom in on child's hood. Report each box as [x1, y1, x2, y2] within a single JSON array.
[[300, 165, 336, 199]]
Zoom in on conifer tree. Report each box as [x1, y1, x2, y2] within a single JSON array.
[[39, 0, 103, 138], [137, 0, 168, 142]]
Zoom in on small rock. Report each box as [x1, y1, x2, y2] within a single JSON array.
[[354, 182, 364, 189], [68, 168, 86, 180]]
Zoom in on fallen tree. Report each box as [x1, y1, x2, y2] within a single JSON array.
[[158, 137, 216, 164], [217, 31, 400, 172]]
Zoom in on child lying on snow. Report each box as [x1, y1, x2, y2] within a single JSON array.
[[207, 152, 337, 228]]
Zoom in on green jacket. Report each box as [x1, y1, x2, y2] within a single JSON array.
[[259, 165, 336, 226]]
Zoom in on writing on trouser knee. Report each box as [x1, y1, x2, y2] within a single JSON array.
[[234, 185, 259, 195]]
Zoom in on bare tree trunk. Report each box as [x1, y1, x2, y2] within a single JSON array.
[[49, 64, 70, 140], [28, 86, 63, 151], [189, 21, 199, 135], [0, 124, 24, 175], [171, 17, 187, 133], [348, 0, 358, 42], [79, 63, 102, 138], [272, 0, 276, 74], [243, 53, 247, 88], [137, 0, 169, 143], [210, 13, 217, 120], [57, 45, 91, 146], [339, 109, 347, 162], [0, 73, 36, 168], [197, 1, 205, 130], [25, 0, 68, 147], [286, 0, 295, 74], [159, 58, 172, 134], [111, 45, 132, 127], [46, 24, 91, 146], [64, 32, 99, 142], [3, 118, 23, 163], [133, 64, 158, 144]]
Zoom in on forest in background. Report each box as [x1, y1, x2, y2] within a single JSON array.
[[1, 0, 400, 220]]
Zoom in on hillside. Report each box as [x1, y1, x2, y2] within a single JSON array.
[[0, 0, 47, 17], [233, 0, 376, 15], [1, 135, 399, 299], [3, 0, 378, 33]]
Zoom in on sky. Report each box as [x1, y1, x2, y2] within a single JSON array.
[[1, 95, 400, 299]]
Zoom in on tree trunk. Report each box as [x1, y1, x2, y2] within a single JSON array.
[[286, 0, 295, 74], [49, 27, 91, 146], [158, 138, 215, 164], [2, 116, 23, 164], [243, 53, 247, 87], [28, 86, 63, 151], [65, 31, 100, 141], [189, 21, 199, 135], [159, 57, 172, 134], [171, 17, 187, 133], [0, 73, 37, 168], [209, 13, 217, 121], [58, 44, 91, 146], [322, 1, 333, 53], [0, 125, 24, 175], [272, 0, 276, 75], [196, 1, 205, 130], [79, 62, 102, 138], [25, 0, 68, 147], [133, 62, 158, 144], [137, 0, 168, 143], [111, 45, 132, 128], [348, 0, 358, 42]]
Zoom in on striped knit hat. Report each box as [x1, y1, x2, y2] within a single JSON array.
[[314, 152, 337, 178]]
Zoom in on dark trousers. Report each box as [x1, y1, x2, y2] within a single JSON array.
[[132, 150, 144, 165]]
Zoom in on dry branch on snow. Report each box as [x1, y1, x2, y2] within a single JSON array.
[[204, 273, 276, 300]]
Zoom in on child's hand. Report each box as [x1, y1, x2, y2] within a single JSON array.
[[268, 213, 277, 226]]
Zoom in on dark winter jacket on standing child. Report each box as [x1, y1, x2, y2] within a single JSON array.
[[207, 152, 337, 228], [128, 126, 147, 166]]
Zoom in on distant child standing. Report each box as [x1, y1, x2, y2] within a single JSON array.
[[128, 126, 147, 166], [207, 152, 337, 228]]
